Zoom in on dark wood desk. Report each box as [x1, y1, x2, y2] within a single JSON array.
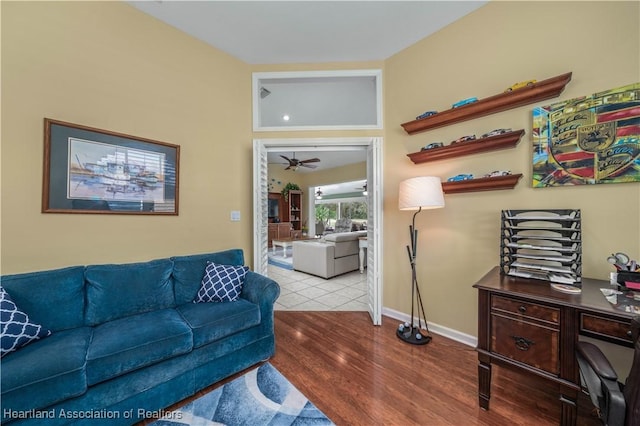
[[474, 267, 634, 425]]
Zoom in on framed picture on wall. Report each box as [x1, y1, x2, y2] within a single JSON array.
[[42, 118, 180, 215], [532, 82, 640, 187]]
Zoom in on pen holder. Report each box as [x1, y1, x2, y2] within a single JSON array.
[[617, 271, 640, 290]]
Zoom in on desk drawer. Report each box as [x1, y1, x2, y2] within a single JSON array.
[[491, 295, 560, 325], [491, 314, 559, 375], [580, 313, 633, 346]]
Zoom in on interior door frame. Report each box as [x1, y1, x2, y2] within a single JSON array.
[[252, 137, 383, 324]]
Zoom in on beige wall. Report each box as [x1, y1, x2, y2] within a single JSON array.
[[384, 0, 639, 338], [0, 2, 380, 275], [1, 1, 253, 272], [1, 1, 639, 362]]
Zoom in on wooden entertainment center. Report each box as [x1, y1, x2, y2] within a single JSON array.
[[267, 190, 304, 247], [474, 267, 634, 425]]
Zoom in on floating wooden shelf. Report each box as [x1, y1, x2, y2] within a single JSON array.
[[401, 72, 572, 135], [442, 173, 523, 194], [407, 129, 525, 164]]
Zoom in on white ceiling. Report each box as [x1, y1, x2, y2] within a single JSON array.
[[129, 1, 487, 172], [267, 149, 366, 173], [128, 1, 487, 64]]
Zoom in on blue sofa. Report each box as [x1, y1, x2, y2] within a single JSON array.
[[1, 249, 280, 425]]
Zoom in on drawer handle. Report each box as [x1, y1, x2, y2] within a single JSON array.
[[518, 305, 527, 313], [512, 335, 535, 351], [628, 330, 633, 339]]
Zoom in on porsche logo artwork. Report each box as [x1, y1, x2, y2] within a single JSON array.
[[532, 82, 640, 187]]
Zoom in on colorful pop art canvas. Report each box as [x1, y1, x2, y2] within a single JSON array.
[[532, 82, 640, 187]]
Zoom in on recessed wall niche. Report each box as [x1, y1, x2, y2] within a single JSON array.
[[252, 70, 382, 131]]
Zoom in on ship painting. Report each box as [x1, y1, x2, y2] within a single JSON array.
[[532, 82, 640, 187], [68, 138, 166, 202]]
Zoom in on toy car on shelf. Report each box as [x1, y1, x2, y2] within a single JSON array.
[[451, 135, 476, 144], [447, 174, 474, 182], [483, 170, 511, 178], [416, 111, 438, 120], [505, 80, 536, 92], [452, 97, 478, 108], [421, 142, 444, 151], [482, 128, 512, 138]]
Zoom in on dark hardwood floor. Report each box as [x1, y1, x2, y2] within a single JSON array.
[[140, 311, 602, 425], [270, 311, 601, 426]]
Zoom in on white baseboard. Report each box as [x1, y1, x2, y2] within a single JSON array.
[[382, 307, 477, 348]]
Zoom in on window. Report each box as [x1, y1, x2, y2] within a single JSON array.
[[315, 201, 367, 230], [253, 70, 382, 131], [340, 201, 367, 220]]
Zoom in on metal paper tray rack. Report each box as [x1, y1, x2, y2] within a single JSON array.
[[500, 209, 582, 285]]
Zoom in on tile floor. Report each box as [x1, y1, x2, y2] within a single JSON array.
[[267, 265, 368, 311]]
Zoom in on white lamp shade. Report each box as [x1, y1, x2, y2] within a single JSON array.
[[398, 176, 445, 211]]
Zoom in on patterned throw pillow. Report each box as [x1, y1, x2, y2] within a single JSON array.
[[194, 262, 249, 303], [1, 286, 51, 357]]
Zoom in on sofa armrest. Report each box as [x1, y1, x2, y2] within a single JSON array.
[[292, 241, 335, 278], [241, 271, 280, 307], [241, 271, 280, 338], [323, 230, 366, 243]]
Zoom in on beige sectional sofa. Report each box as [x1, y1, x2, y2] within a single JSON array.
[[292, 231, 367, 278]]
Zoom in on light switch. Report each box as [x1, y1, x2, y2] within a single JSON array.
[[230, 211, 241, 221]]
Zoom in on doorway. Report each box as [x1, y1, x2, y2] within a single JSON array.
[[253, 137, 382, 325]]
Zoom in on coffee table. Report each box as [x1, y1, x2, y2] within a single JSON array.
[[271, 236, 317, 258]]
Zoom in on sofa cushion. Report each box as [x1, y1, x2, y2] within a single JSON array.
[[177, 299, 261, 348], [0, 266, 85, 331], [172, 249, 245, 305], [86, 308, 192, 386], [85, 258, 174, 325], [1, 286, 51, 357], [1, 327, 92, 414], [195, 262, 249, 303]]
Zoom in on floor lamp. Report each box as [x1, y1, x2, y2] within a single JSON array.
[[397, 176, 445, 345]]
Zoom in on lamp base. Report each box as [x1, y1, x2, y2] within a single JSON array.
[[396, 326, 432, 345]]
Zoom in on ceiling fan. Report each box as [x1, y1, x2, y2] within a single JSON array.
[[279, 153, 320, 171], [355, 181, 368, 195]]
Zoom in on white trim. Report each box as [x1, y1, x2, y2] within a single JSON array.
[[252, 69, 383, 132], [254, 69, 381, 80], [382, 307, 478, 348], [253, 140, 269, 274], [256, 124, 380, 132], [366, 139, 383, 325]]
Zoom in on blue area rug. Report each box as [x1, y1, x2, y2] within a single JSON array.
[[151, 363, 334, 425], [268, 247, 293, 270]]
